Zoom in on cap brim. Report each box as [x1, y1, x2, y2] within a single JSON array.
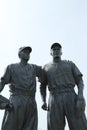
[[21, 46, 32, 53], [51, 43, 62, 49]]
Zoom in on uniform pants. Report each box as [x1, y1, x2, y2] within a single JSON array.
[[1, 95, 38, 130], [47, 91, 87, 130]]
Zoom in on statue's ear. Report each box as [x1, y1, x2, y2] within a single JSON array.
[[18, 51, 22, 58], [60, 51, 62, 55], [18, 52, 21, 58], [50, 49, 53, 56]]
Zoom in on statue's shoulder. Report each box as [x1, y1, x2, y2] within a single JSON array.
[[29, 63, 39, 68], [43, 62, 52, 70], [27, 63, 41, 71], [7, 63, 21, 70], [11, 63, 20, 67], [62, 60, 74, 65], [44, 62, 52, 67]]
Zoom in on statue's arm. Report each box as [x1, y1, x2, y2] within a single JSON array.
[[0, 79, 5, 92], [0, 65, 11, 93], [40, 83, 48, 111], [40, 83, 46, 103], [77, 77, 84, 99], [76, 77, 86, 117]]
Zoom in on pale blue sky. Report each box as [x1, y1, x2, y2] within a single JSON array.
[[0, 0, 87, 130]]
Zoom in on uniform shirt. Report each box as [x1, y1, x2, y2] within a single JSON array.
[[1, 63, 42, 94], [43, 60, 82, 91]]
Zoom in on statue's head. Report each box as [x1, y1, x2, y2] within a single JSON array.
[[18, 46, 32, 61], [50, 43, 62, 58]]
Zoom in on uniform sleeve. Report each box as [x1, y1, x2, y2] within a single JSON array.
[[33, 64, 43, 83], [33, 64, 48, 85], [40, 65, 48, 103], [42, 65, 48, 85], [71, 62, 83, 84], [1, 65, 12, 84]]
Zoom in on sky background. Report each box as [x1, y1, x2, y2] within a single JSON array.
[[0, 0, 87, 130]]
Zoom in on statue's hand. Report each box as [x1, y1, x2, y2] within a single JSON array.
[[6, 103, 13, 111], [0, 102, 8, 110], [76, 96, 86, 117], [41, 102, 48, 111], [0, 102, 13, 111], [0, 95, 13, 111]]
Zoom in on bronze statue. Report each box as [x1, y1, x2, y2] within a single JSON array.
[[0, 46, 42, 130], [40, 43, 87, 130]]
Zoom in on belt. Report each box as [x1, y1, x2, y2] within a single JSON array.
[[10, 90, 35, 97], [50, 88, 74, 94]]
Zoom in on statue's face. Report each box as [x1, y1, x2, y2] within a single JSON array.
[[19, 49, 30, 61], [51, 46, 62, 58]]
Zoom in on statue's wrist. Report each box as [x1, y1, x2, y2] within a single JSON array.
[[77, 95, 84, 100], [42, 98, 46, 103], [43, 101, 46, 104]]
